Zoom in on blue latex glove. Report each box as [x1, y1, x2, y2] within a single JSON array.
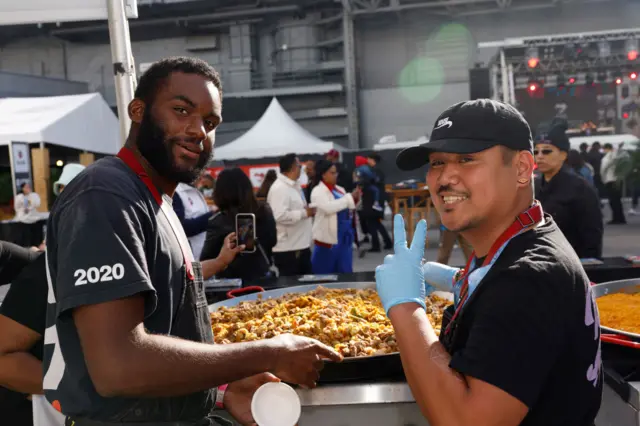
[[422, 262, 459, 293], [375, 214, 427, 315]]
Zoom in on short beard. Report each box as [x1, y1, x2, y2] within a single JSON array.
[[136, 108, 211, 184]]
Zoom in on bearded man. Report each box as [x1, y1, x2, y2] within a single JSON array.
[[42, 57, 340, 426]]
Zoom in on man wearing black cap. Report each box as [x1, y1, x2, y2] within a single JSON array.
[[534, 123, 603, 258], [375, 99, 601, 426]]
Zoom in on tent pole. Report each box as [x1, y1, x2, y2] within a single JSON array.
[[500, 49, 509, 104], [108, 0, 137, 146]]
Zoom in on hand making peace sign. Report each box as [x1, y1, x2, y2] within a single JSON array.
[[375, 214, 428, 315]]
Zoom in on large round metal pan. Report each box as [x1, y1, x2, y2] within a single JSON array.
[[208, 282, 452, 382], [592, 279, 640, 341]]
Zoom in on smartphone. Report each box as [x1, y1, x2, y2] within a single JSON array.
[[235, 213, 256, 253]]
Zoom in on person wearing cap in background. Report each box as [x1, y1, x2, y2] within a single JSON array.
[[326, 149, 354, 192], [353, 156, 373, 245], [534, 121, 603, 259], [375, 99, 601, 426], [355, 155, 392, 252], [53, 164, 86, 196]]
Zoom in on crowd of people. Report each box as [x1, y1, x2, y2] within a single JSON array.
[[0, 56, 612, 426], [170, 149, 392, 280]]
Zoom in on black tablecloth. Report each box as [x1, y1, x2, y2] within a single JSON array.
[[205, 258, 640, 304], [0, 220, 47, 248]]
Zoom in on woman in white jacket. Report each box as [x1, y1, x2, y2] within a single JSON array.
[[310, 160, 361, 273]]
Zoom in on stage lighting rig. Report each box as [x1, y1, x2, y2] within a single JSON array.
[[598, 41, 611, 58]]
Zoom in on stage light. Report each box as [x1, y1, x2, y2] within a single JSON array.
[[613, 72, 623, 85], [526, 47, 539, 69], [626, 39, 638, 61], [568, 76, 577, 85], [527, 78, 543, 95], [630, 71, 638, 80]]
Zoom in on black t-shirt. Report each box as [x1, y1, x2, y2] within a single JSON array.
[[445, 216, 602, 426], [0, 252, 46, 425], [535, 167, 603, 259], [42, 157, 213, 421]]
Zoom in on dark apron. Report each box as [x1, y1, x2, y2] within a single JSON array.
[[65, 149, 229, 426]]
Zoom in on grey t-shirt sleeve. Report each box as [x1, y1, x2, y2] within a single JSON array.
[[51, 189, 157, 317]]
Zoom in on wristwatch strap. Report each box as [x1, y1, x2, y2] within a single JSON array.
[[215, 384, 228, 409]]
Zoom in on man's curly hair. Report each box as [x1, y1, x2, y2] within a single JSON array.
[[134, 56, 222, 105]]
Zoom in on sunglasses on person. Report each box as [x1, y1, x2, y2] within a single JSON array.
[[534, 149, 554, 156]]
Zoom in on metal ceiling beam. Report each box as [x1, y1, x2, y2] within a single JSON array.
[[480, 26, 640, 49], [345, 0, 619, 17], [50, 4, 299, 36], [348, 0, 505, 15]]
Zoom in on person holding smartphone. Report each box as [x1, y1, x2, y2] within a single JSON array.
[[200, 168, 277, 280]]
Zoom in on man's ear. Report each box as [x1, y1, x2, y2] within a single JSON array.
[[516, 151, 535, 185], [128, 99, 145, 124]]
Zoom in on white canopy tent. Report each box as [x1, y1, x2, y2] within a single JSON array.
[[214, 97, 341, 161], [0, 93, 120, 154], [373, 135, 427, 151]]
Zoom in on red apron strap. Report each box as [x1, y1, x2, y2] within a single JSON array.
[[446, 202, 544, 334], [117, 147, 195, 280]]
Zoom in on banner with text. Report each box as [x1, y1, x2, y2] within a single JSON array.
[[10, 142, 33, 198], [208, 164, 309, 189]]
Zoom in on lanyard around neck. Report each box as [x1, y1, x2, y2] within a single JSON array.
[[116, 147, 195, 280], [444, 202, 544, 335]]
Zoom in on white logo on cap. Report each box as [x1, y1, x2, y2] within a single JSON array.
[[434, 117, 453, 130]]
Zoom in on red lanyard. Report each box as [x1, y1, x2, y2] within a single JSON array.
[[444, 202, 544, 335], [117, 147, 195, 280]]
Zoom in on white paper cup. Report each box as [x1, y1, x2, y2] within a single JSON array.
[[251, 382, 301, 426]]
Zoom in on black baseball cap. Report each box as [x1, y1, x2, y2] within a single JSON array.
[[396, 99, 534, 171]]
